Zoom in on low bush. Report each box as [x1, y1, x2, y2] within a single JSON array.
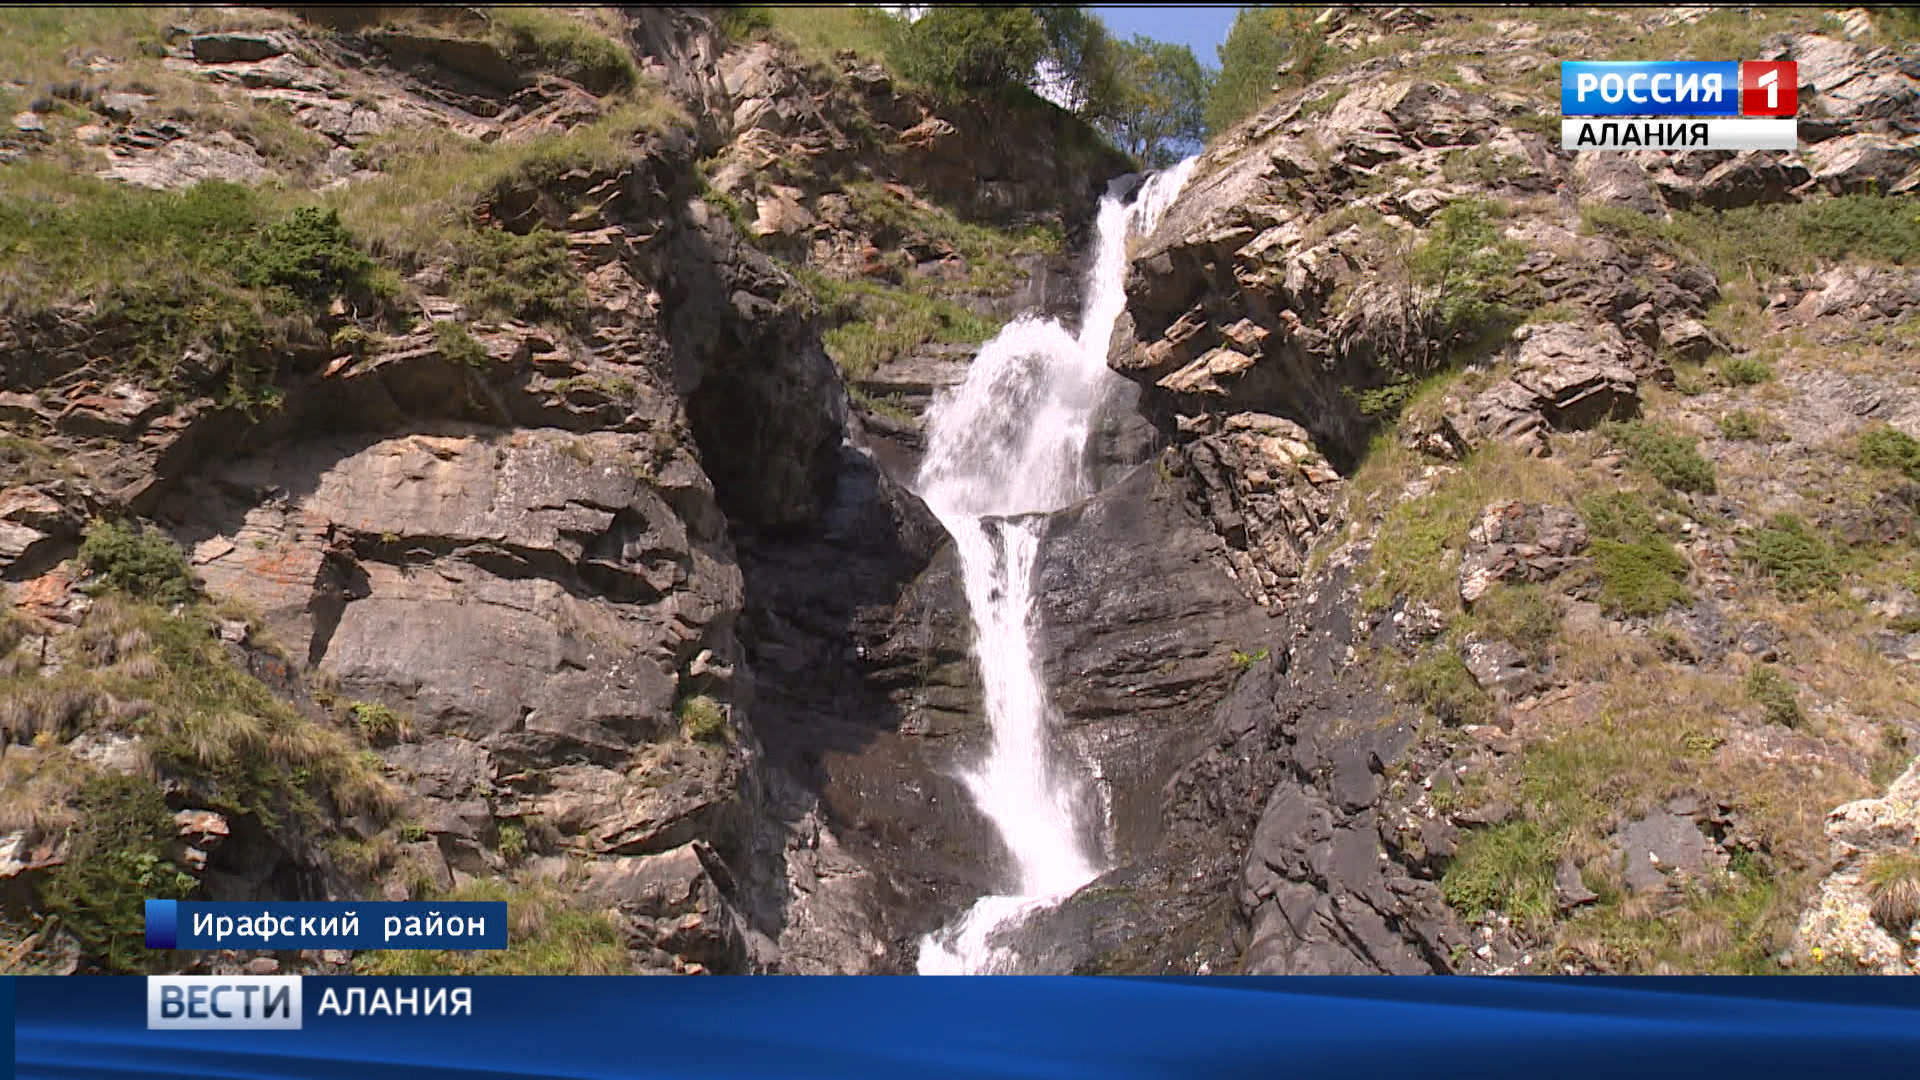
[[77, 521, 194, 606], [1716, 409, 1782, 442], [1579, 492, 1691, 616], [1857, 424, 1920, 480], [451, 226, 584, 324], [1715, 355, 1773, 387], [1606, 421, 1716, 494], [1744, 664, 1803, 727], [432, 321, 489, 367], [1742, 514, 1840, 599], [677, 694, 729, 744], [39, 772, 198, 973], [237, 205, 384, 309]]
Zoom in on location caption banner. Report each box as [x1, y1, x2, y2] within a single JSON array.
[[145, 900, 507, 951], [1561, 117, 1798, 151], [12, 977, 1920, 1080]]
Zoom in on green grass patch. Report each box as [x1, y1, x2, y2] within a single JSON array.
[[1856, 424, 1920, 481], [1605, 421, 1716, 494], [1742, 514, 1840, 599], [1440, 819, 1558, 926], [1403, 647, 1493, 727], [483, 8, 639, 94], [329, 101, 684, 265], [1582, 194, 1920, 288], [0, 168, 393, 405], [1579, 492, 1691, 616], [1715, 355, 1774, 387], [1864, 851, 1920, 934], [1466, 583, 1560, 664], [805, 271, 997, 379]]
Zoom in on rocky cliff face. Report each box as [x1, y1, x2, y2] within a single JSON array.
[[1068, 6, 1920, 975], [0, 6, 1123, 974], [3, 5, 1917, 979]]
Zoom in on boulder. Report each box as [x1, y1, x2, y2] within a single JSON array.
[[189, 33, 288, 63], [1693, 153, 1811, 210], [1806, 133, 1920, 194]]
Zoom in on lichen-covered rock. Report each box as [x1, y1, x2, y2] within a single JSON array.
[[1794, 759, 1920, 974]]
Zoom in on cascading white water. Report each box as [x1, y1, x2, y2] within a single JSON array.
[[914, 158, 1196, 975]]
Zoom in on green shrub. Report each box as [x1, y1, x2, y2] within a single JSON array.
[[1440, 819, 1558, 926], [77, 521, 194, 606], [1857, 424, 1920, 480], [1716, 355, 1774, 387], [1579, 492, 1691, 616], [451, 226, 584, 324], [348, 701, 407, 743], [1742, 514, 1839, 599], [40, 773, 199, 972], [237, 205, 381, 308], [1408, 198, 1526, 364], [497, 822, 527, 863], [1589, 538, 1692, 616], [896, 6, 1046, 93], [433, 321, 489, 367], [1404, 647, 1493, 726], [677, 694, 729, 744], [1717, 409, 1779, 442], [1606, 421, 1716, 494], [1744, 664, 1802, 727]]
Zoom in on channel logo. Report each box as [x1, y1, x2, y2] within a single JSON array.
[[1560, 60, 1798, 151], [147, 975, 303, 1030], [1561, 61, 1797, 117], [1741, 60, 1798, 117]]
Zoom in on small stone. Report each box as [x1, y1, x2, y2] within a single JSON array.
[[245, 957, 280, 975]]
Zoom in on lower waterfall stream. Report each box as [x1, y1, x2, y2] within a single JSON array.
[[914, 159, 1197, 975]]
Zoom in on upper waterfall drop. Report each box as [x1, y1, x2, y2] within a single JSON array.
[[914, 157, 1197, 975]]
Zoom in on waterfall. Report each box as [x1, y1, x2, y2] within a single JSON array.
[[914, 158, 1196, 975]]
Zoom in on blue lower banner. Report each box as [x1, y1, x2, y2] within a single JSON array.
[[11, 976, 1920, 1079]]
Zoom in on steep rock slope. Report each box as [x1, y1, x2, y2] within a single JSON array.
[[1053, 6, 1920, 975], [0, 6, 1124, 974]]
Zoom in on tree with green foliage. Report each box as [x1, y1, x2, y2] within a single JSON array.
[[1034, 5, 1121, 113], [897, 6, 1049, 93], [1097, 35, 1211, 168], [1207, 6, 1327, 135]]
